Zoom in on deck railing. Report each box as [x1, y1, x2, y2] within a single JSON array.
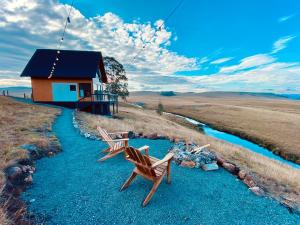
[[78, 93, 118, 103], [76, 92, 119, 114]]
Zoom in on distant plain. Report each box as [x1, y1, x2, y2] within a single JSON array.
[[128, 91, 300, 163]]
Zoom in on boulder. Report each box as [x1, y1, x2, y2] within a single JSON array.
[[180, 160, 196, 168], [222, 162, 237, 174], [24, 175, 33, 184], [201, 163, 219, 171], [216, 155, 225, 165], [243, 175, 256, 188], [128, 131, 135, 139], [6, 166, 23, 182], [249, 186, 264, 196], [148, 133, 158, 139], [238, 170, 247, 180]]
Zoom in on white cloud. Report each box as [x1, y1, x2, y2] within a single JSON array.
[[0, 78, 30, 87], [278, 14, 295, 23], [210, 57, 233, 65], [220, 54, 275, 73], [0, 0, 199, 88], [183, 61, 300, 93], [271, 35, 295, 54], [199, 57, 209, 64]]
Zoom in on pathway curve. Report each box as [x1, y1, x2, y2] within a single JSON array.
[[22, 109, 300, 225]]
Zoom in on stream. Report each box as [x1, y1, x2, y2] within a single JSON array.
[[167, 113, 300, 169]]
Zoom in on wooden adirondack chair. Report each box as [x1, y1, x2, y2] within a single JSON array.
[[120, 146, 174, 207], [97, 126, 129, 161]]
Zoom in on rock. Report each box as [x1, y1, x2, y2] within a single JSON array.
[[84, 133, 91, 138], [174, 138, 181, 143], [243, 175, 256, 188], [249, 186, 264, 196], [201, 163, 219, 171], [185, 140, 193, 146], [222, 162, 237, 174], [17, 158, 34, 166], [24, 175, 33, 184], [216, 155, 225, 165], [148, 133, 158, 139], [6, 166, 23, 182], [170, 141, 217, 169], [238, 170, 247, 180], [157, 135, 167, 140], [128, 131, 135, 139], [180, 160, 196, 168]]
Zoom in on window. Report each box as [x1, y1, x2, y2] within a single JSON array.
[[70, 85, 76, 91]]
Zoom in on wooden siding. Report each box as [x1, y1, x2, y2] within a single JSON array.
[[31, 78, 93, 102]]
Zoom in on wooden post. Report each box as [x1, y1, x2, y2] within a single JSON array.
[[24, 93, 26, 98], [2, 90, 5, 96], [6, 90, 8, 96], [116, 97, 119, 113]]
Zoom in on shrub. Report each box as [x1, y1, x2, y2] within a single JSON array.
[[156, 102, 164, 115]]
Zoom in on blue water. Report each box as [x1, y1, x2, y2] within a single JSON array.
[[204, 126, 300, 169], [22, 109, 300, 224], [172, 114, 300, 169]]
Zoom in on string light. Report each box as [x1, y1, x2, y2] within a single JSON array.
[[132, 0, 185, 63], [48, 0, 75, 79]]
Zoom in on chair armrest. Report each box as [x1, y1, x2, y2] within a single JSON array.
[[105, 138, 129, 142], [151, 152, 174, 168], [191, 144, 210, 153], [137, 145, 149, 155], [108, 132, 129, 135]]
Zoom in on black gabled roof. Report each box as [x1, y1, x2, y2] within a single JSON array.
[[20, 49, 107, 82]]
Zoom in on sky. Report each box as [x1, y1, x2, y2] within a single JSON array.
[[0, 0, 300, 93]]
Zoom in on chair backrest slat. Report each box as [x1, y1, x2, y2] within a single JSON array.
[[97, 126, 114, 147], [125, 147, 156, 177]]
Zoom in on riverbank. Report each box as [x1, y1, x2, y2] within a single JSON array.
[[75, 105, 300, 212], [166, 112, 300, 169], [0, 97, 61, 224], [128, 92, 300, 165]]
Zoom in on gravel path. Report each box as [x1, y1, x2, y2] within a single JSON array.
[[22, 109, 300, 225]]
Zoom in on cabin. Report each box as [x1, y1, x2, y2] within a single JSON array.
[[20, 49, 118, 115]]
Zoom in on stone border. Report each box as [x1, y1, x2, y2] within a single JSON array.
[[1, 133, 61, 224]]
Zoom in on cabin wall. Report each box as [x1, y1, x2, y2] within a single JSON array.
[[31, 78, 93, 102]]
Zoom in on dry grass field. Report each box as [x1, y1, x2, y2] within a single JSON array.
[[0, 97, 60, 224], [76, 105, 300, 210], [128, 92, 300, 163]]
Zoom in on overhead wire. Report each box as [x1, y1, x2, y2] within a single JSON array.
[[132, 0, 185, 63]]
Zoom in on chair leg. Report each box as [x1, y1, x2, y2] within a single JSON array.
[[120, 171, 137, 191], [167, 162, 171, 184], [98, 148, 125, 162], [142, 175, 164, 207]]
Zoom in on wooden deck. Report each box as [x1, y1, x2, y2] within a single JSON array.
[[76, 93, 118, 115]]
